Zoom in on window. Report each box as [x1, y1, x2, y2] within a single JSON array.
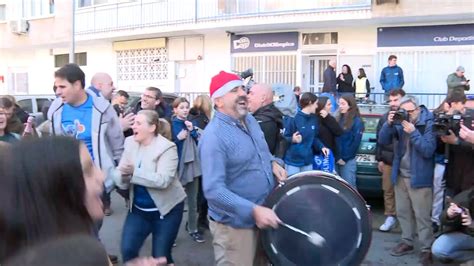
[[54, 53, 87, 67], [0, 4, 6, 21], [17, 99, 33, 114], [11, 0, 54, 19], [36, 98, 52, 112], [232, 55, 296, 85], [9, 72, 29, 94]]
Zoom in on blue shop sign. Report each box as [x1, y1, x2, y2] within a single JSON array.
[[378, 24, 474, 47], [231, 32, 299, 53]]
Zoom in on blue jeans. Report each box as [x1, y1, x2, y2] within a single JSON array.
[[286, 164, 313, 177], [121, 202, 184, 263], [432, 232, 474, 262], [337, 158, 357, 189]]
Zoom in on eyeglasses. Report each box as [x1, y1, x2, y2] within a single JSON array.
[[403, 108, 417, 114], [142, 94, 156, 100]]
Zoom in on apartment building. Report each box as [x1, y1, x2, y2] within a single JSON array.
[[0, 0, 473, 96]]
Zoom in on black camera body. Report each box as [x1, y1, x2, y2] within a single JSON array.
[[392, 109, 408, 124], [433, 112, 472, 136]]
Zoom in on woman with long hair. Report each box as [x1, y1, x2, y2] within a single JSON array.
[[355, 68, 370, 99], [0, 137, 104, 262], [189, 94, 212, 131], [116, 110, 186, 265], [188, 94, 212, 231], [315, 97, 344, 165], [284, 92, 329, 176], [335, 95, 364, 189], [337, 64, 355, 95]]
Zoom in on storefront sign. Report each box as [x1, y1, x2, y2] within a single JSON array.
[[231, 32, 299, 53], [377, 24, 474, 47]]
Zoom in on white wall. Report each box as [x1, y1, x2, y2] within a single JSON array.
[[54, 42, 117, 88], [202, 32, 231, 93], [0, 41, 118, 95], [0, 48, 56, 95]]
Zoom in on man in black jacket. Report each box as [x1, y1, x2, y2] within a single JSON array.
[[322, 60, 337, 95], [440, 91, 474, 196], [247, 83, 284, 157], [375, 88, 405, 232]]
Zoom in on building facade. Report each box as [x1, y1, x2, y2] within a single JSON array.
[[0, 0, 473, 101]]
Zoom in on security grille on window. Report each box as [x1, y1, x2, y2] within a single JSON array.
[[232, 55, 296, 85], [54, 53, 87, 67], [302, 33, 338, 45], [117, 48, 168, 81]]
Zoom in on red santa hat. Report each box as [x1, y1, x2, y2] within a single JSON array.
[[209, 71, 243, 99]]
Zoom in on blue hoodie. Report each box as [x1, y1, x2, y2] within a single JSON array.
[[380, 65, 404, 92], [283, 111, 324, 167], [336, 116, 364, 161], [172, 117, 198, 162]]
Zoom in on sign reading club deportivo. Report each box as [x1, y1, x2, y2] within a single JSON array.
[[378, 24, 474, 47], [231, 32, 299, 53]]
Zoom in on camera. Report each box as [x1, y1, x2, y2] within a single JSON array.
[[392, 109, 408, 124], [238, 68, 255, 92], [433, 112, 472, 136]]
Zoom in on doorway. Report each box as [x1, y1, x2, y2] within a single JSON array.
[[302, 55, 336, 93], [175, 61, 196, 93]]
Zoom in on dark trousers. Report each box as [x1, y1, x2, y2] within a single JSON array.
[[197, 177, 208, 227], [121, 202, 184, 264], [102, 190, 111, 209]]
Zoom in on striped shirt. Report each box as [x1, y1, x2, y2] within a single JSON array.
[[199, 111, 275, 228]]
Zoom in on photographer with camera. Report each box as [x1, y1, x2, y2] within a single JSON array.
[[438, 91, 474, 196], [376, 88, 406, 232], [379, 96, 436, 264], [431, 188, 474, 263]]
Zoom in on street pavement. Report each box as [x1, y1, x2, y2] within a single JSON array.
[[100, 193, 422, 266]]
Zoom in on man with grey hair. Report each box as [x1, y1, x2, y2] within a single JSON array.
[[447, 66, 470, 96], [378, 95, 436, 265]]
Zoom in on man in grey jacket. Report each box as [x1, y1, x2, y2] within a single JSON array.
[[447, 66, 470, 96], [48, 63, 124, 264]]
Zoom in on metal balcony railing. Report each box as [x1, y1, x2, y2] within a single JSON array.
[[75, 0, 372, 34]]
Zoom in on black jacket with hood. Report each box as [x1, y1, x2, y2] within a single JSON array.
[[375, 112, 395, 165], [252, 103, 284, 156]]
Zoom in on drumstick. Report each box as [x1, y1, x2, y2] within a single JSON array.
[[280, 222, 326, 247]]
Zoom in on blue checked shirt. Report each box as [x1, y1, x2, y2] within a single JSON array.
[[199, 111, 275, 228]]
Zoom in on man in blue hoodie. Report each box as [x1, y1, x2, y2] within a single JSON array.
[[380, 55, 405, 99], [378, 96, 435, 265]]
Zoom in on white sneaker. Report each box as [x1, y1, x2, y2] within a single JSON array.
[[379, 216, 397, 232]]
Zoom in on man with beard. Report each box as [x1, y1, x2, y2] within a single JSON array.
[[199, 71, 287, 265], [376, 88, 405, 232], [379, 96, 435, 265], [247, 83, 284, 157]]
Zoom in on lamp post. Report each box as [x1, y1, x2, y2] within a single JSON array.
[[69, 0, 76, 63]]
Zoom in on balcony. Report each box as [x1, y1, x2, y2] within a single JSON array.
[[75, 0, 372, 34]]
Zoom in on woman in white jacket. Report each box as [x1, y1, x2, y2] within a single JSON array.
[[115, 110, 186, 265]]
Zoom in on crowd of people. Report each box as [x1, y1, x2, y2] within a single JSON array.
[[0, 60, 472, 266]]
